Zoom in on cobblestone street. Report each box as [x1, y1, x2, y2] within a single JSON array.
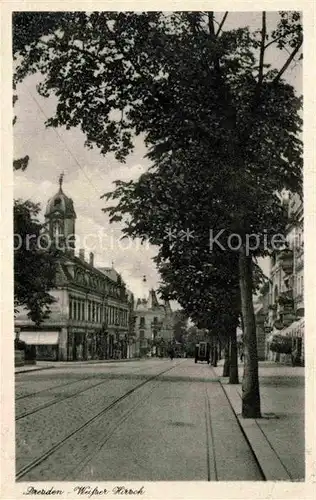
[[15, 359, 304, 482]]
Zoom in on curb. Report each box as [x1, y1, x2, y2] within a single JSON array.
[[218, 378, 292, 481], [15, 366, 55, 375], [15, 357, 145, 374]]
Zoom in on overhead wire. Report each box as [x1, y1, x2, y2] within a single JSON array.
[[22, 81, 103, 197]]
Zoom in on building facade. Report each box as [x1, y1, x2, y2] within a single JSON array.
[[254, 283, 269, 361], [15, 179, 136, 361], [266, 193, 304, 364], [134, 289, 173, 356]]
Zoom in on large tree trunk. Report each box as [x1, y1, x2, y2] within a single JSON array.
[[223, 339, 230, 377], [239, 246, 261, 418], [229, 327, 239, 384]]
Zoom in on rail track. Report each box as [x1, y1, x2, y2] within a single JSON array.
[[15, 363, 163, 420], [204, 383, 218, 481], [15, 376, 93, 401], [16, 362, 182, 480]]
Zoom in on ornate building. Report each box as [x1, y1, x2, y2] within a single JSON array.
[[134, 288, 173, 356], [266, 193, 304, 364], [15, 177, 135, 361]]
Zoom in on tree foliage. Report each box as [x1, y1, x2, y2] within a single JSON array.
[[14, 198, 58, 325], [13, 11, 303, 416]]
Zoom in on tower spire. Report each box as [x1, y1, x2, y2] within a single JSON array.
[[58, 172, 64, 192]]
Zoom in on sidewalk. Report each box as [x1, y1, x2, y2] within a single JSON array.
[[212, 360, 305, 481], [15, 357, 144, 374]]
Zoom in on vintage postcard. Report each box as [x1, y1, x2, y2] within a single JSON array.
[[1, 1, 315, 499]]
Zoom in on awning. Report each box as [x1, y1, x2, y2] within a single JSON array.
[[19, 331, 59, 345], [279, 318, 304, 338]]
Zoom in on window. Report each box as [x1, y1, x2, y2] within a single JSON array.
[[140, 330, 145, 340], [88, 301, 91, 321], [54, 198, 61, 206], [69, 298, 73, 319], [74, 300, 77, 320], [140, 317, 145, 328]]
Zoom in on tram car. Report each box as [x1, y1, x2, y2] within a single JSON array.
[[194, 342, 210, 364]]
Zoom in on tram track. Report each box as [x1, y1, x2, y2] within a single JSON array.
[[16, 361, 182, 481], [204, 384, 218, 481], [15, 376, 93, 401], [15, 364, 162, 420]]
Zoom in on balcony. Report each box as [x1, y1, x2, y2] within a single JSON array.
[[295, 243, 304, 258], [294, 294, 304, 314], [278, 249, 293, 275], [295, 258, 304, 272]]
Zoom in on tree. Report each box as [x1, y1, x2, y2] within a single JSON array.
[[13, 11, 302, 417], [14, 199, 58, 325], [171, 310, 188, 343]]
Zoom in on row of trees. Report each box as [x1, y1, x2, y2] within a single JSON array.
[[13, 11, 302, 417]]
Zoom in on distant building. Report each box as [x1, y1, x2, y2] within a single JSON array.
[[134, 289, 173, 355], [254, 283, 269, 361], [266, 193, 304, 364], [15, 177, 136, 361]]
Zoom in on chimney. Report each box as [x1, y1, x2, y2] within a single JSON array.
[[79, 248, 85, 261], [89, 252, 94, 267]]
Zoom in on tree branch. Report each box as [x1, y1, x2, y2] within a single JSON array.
[[257, 12, 266, 89], [264, 33, 284, 50], [215, 12, 228, 38], [273, 37, 303, 84], [208, 12, 215, 38]]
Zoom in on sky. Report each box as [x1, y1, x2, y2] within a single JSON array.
[[13, 11, 302, 304]]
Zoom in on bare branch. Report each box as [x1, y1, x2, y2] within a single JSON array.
[[273, 37, 303, 83], [257, 12, 266, 89], [208, 12, 215, 38], [264, 34, 284, 50], [215, 12, 228, 38]]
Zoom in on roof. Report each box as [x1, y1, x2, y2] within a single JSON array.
[[135, 289, 171, 312], [98, 267, 120, 282], [45, 187, 76, 219]]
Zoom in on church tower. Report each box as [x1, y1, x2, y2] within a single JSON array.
[[45, 173, 76, 252]]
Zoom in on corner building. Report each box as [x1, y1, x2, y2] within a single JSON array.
[[15, 180, 134, 361]]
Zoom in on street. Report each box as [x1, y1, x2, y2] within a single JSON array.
[[15, 359, 264, 482]]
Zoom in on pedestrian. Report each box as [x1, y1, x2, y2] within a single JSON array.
[[169, 347, 174, 360], [240, 346, 244, 362]]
